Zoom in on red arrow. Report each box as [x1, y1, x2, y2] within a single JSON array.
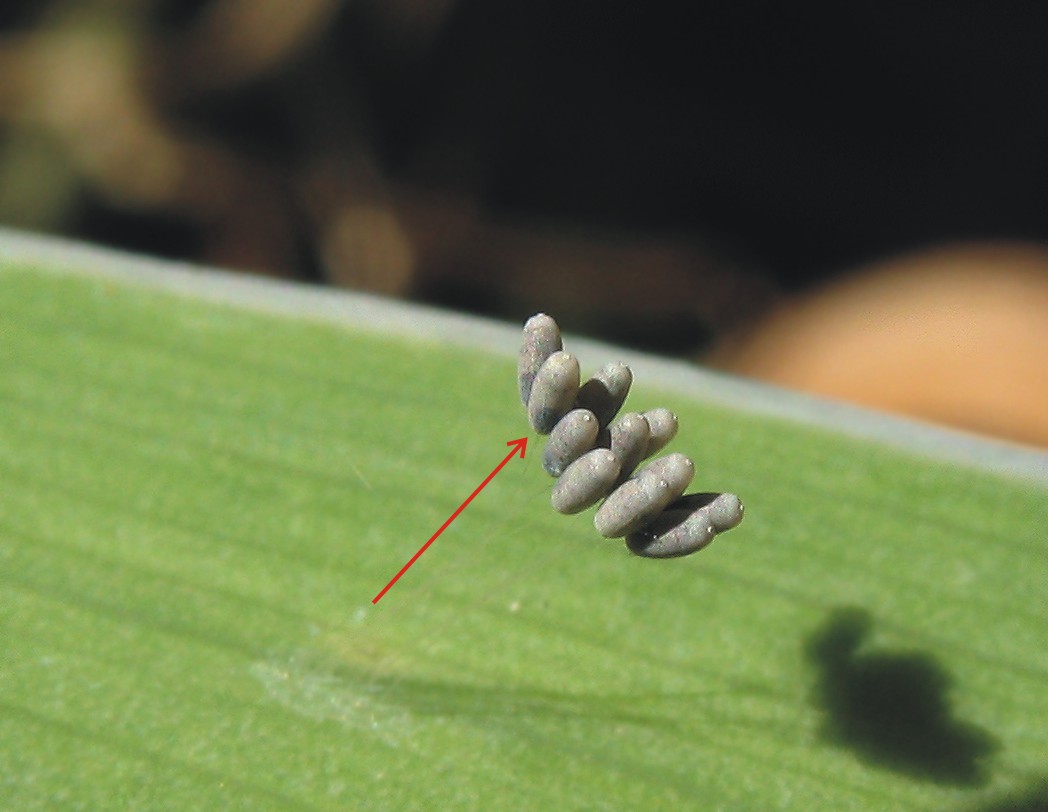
[[372, 437, 528, 604]]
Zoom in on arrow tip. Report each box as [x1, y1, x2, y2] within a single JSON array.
[[507, 437, 528, 458]]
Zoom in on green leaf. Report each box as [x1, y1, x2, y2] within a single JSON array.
[[2, 259, 1046, 811]]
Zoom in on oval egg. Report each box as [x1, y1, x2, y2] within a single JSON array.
[[575, 362, 632, 428], [551, 449, 621, 514], [604, 411, 649, 482], [626, 492, 744, 557], [593, 453, 695, 537], [642, 408, 678, 458], [543, 408, 599, 476], [527, 351, 580, 434], [518, 313, 562, 405]]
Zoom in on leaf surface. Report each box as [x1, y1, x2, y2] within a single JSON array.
[[2, 266, 1046, 811]]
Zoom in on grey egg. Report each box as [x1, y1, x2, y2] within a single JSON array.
[[575, 362, 632, 428], [642, 408, 678, 458], [543, 408, 600, 476], [602, 411, 649, 482], [518, 313, 562, 405], [527, 351, 580, 434], [634, 452, 696, 488], [668, 492, 745, 532], [593, 452, 695, 538], [625, 492, 744, 558], [551, 449, 621, 514]]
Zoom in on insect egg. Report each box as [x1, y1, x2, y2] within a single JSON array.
[[601, 411, 649, 482], [669, 492, 745, 532], [551, 448, 621, 514], [543, 408, 600, 476], [593, 453, 695, 538], [518, 313, 563, 405], [575, 362, 633, 428], [641, 408, 678, 458], [633, 452, 696, 490], [527, 351, 580, 434], [625, 507, 716, 559], [625, 492, 744, 558]]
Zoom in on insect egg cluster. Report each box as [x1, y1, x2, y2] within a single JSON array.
[[518, 313, 744, 558]]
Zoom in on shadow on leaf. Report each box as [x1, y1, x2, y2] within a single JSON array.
[[804, 606, 999, 786], [960, 775, 1048, 812]]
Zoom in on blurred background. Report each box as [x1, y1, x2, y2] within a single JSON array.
[[3, 0, 1047, 447]]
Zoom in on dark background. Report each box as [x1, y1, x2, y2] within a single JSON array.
[[347, 1, 1048, 285], [3, 1, 1047, 346]]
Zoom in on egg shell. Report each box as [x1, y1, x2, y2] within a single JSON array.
[[575, 362, 632, 428], [593, 453, 695, 537], [667, 492, 745, 532], [551, 448, 621, 514], [642, 408, 678, 458], [602, 411, 649, 482], [527, 351, 580, 434], [518, 313, 562, 405], [625, 493, 743, 558], [543, 408, 600, 476]]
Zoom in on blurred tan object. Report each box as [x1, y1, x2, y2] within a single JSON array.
[[0, 1, 315, 272], [321, 202, 416, 296], [386, 187, 778, 351], [708, 243, 1048, 448], [21, 24, 182, 207], [169, 0, 345, 92]]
